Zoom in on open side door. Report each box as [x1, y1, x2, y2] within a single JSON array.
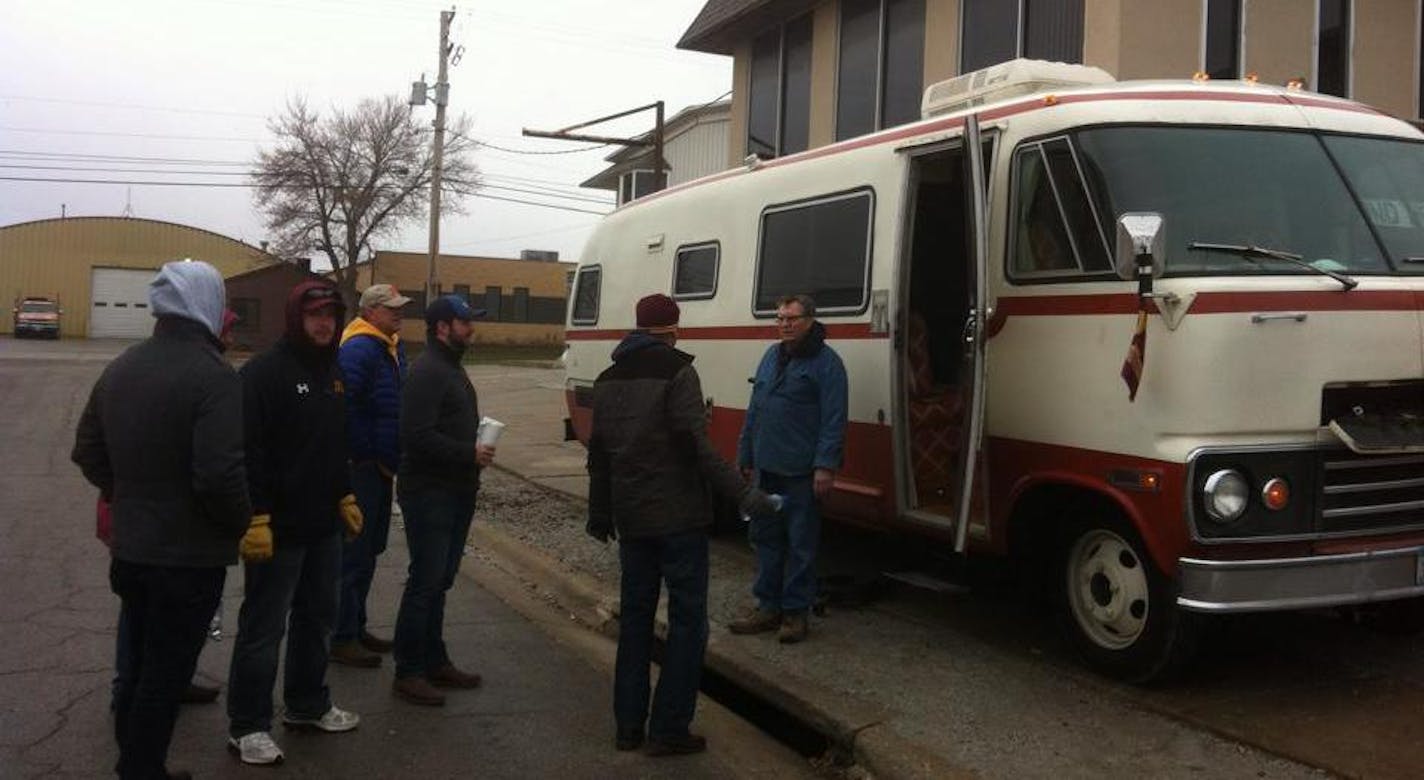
[[954, 114, 990, 554]]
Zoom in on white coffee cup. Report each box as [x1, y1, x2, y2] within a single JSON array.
[[476, 416, 505, 447]]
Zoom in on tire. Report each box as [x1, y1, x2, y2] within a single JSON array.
[[1057, 513, 1200, 684]]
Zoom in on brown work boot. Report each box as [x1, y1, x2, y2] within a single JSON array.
[[392, 676, 446, 706], [778, 613, 808, 644], [330, 640, 381, 668], [428, 662, 482, 689], [727, 607, 781, 635], [359, 631, 394, 654]]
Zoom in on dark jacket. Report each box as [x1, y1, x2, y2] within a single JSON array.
[[737, 321, 849, 477], [339, 317, 407, 472], [587, 333, 748, 540], [240, 282, 351, 545], [72, 316, 251, 567], [398, 337, 481, 497]]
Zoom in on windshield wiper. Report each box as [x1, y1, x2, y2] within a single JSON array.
[[1188, 241, 1358, 290]]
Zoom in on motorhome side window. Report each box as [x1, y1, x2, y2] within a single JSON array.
[[1011, 137, 1114, 279], [673, 242, 719, 299], [571, 266, 601, 325], [754, 189, 874, 314]]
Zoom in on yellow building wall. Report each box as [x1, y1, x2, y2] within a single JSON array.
[[353, 251, 571, 346], [808, 3, 840, 150], [924, 0, 962, 84], [0, 217, 275, 338], [1243, 0, 1314, 89]]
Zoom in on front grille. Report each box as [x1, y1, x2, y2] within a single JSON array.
[[1319, 451, 1424, 535]]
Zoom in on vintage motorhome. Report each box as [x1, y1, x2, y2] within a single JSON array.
[[563, 60, 1424, 681]]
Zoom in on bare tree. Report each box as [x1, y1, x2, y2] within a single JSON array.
[[251, 95, 479, 304]]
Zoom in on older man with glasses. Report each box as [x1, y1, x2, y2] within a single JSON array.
[[729, 294, 848, 644]]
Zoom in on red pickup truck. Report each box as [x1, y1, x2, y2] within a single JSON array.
[[12, 297, 61, 339]]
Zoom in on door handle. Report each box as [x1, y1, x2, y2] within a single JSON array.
[[1250, 312, 1308, 324]]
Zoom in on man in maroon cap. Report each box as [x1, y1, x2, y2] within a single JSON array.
[[226, 281, 364, 765], [586, 293, 777, 756]]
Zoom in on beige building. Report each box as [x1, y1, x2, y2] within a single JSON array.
[[349, 250, 571, 346], [678, 0, 1421, 165], [581, 101, 732, 205], [0, 217, 275, 338]]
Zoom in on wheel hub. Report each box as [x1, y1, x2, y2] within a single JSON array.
[[1068, 529, 1151, 650]]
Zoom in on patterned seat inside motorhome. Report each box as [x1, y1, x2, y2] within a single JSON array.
[[907, 312, 964, 505]]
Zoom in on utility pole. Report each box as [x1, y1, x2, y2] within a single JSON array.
[[425, 9, 454, 307]]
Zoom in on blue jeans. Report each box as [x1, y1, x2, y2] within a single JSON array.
[[615, 531, 709, 740], [110, 559, 225, 779], [393, 489, 476, 679], [749, 472, 820, 614], [335, 462, 393, 643], [227, 532, 341, 737]]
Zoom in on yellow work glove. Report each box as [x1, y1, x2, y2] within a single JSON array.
[[240, 515, 273, 562], [339, 494, 364, 540]]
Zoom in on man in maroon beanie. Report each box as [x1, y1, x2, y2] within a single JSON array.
[[586, 293, 777, 756]]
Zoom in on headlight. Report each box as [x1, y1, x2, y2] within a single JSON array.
[[1202, 469, 1249, 523]]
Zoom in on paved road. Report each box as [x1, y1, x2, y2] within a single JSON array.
[[0, 339, 813, 779]]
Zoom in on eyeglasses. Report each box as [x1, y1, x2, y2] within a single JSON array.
[[774, 315, 806, 324], [301, 287, 337, 302]]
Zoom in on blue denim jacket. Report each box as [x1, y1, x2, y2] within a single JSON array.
[[736, 329, 848, 477]]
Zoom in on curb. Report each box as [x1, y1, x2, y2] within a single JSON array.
[[470, 523, 976, 779]]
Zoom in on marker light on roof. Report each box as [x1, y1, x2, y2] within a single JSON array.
[[1244, 72, 1259, 85], [1192, 71, 1210, 83], [1043, 94, 1059, 106], [1286, 78, 1306, 91]]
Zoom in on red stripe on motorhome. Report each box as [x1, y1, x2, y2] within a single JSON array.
[[564, 322, 886, 341]]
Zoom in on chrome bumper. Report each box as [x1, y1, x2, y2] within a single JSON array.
[[1178, 547, 1424, 613]]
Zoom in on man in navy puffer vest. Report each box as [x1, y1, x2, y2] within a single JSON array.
[[332, 284, 410, 667]]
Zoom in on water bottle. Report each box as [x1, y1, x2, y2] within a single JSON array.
[[207, 610, 223, 642], [742, 493, 785, 523]]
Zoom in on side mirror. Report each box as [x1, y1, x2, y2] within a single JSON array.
[[1114, 212, 1166, 281]]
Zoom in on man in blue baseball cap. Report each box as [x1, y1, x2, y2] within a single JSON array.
[[391, 295, 493, 706]]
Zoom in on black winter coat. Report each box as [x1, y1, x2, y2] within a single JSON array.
[[398, 338, 481, 497], [240, 337, 351, 545], [587, 334, 747, 540], [72, 316, 251, 567]]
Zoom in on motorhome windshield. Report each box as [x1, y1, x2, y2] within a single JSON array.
[[1066, 127, 1424, 276]]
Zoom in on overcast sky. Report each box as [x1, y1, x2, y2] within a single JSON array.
[[0, 0, 730, 265]]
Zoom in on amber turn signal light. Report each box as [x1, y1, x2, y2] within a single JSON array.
[[1262, 477, 1290, 511]]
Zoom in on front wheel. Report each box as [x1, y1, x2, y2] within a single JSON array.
[[1057, 516, 1200, 684]]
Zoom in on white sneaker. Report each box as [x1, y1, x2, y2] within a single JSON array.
[[228, 731, 284, 765], [282, 705, 360, 733]]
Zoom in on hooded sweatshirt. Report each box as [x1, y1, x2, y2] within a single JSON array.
[[71, 261, 249, 567], [238, 281, 353, 545], [149, 260, 227, 338]]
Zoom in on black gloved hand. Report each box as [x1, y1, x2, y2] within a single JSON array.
[[738, 487, 779, 518], [586, 512, 616, 544]]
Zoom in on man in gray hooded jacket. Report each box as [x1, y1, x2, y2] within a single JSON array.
[[73, 259, 251, 780]]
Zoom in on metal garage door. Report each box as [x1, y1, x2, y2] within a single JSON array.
[[89, 268, 156, 339]]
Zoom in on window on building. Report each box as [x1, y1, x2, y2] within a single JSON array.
[[836, 0, 926, 141], [748, 28, 781, 159], [571, 266, 601, 325], [1203, 0, 1242, 79], [484, 285, 502, 321], [780, 15, 813, 155], [961, 0, 1083, 73], [673, 242, 720, 299], [398, 289, 426, 317], [617, 169, 664, 205], [746, 15, 814, 159], [754, 190, 874, 314], [512, 287, 529, 323], [1010, 137, 1113, 278], [229, 297, 260, 330], [1316, 0, 1350, 97]]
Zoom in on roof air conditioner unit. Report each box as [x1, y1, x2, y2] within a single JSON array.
[[922, 59, 1116, 118]]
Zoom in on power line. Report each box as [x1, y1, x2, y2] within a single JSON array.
[[0, 175, 610, 215], [0, 149, 251, 166], [0, 94, 267, 120], [0, 126, 265, 143], [475, 139, 609, 156]]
